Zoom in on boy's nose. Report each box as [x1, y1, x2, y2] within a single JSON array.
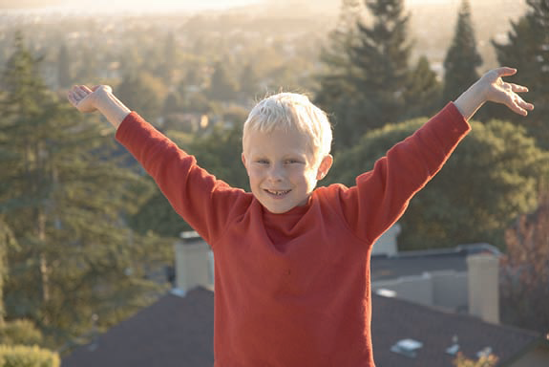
[[267, 164, 285, 181]]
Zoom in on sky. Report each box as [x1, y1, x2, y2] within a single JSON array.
[[0, 0, 458, 12], [0, 0, 263, 12]]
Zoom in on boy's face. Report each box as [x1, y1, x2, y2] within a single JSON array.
[[242, 128, 332, 214]]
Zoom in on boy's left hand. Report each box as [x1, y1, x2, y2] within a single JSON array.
[[481, 67, 534, 116]]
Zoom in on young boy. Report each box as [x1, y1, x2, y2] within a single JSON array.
[[68, 67, 533, 366]]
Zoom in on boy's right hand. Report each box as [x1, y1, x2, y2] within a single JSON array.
[[67, 85, 112, 113]]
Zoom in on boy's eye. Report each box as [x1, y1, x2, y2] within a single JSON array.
[[285, 159, 302, 164], [256, 159, 269, 164]]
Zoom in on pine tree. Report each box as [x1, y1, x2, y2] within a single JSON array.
[[442, 0, 483, 103], [349, 0, 412, 128], [315, 0, 363, 151], [0, 33, 169, 346], [403, 56, 442, 120], [492, 0, 549, 149], [56, 44, 71, 89], [316, 0, 414, 150], [208, 61, 238, 102], [239, 62, 260, 101]]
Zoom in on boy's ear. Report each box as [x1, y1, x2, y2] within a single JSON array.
[[316, 154, 333, 180], [241, 153, 248, 171]]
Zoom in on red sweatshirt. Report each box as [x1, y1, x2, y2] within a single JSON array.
[[116, 103, 470, 366]]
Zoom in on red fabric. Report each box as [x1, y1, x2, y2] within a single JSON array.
[[116, 103, 470, 366]]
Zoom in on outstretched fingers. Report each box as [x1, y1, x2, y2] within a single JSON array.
[[509, 83, 529, 93], [510, 94, 534, 116]]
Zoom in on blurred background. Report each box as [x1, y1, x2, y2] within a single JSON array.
[[0, 0, 547, 365]]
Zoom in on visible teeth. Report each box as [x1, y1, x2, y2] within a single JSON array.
[[266, 189, 290, 196]]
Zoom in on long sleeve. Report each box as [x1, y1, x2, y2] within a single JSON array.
[[115, 112, 251, 244], [339, 102, 471, 243]]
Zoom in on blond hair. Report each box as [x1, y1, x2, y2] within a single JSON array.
[[242, 93, 333, 163]]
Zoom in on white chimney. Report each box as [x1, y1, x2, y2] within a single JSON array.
[[467, 254, 499, 324], [173, 231, 214, 296], [373, 223, 401, 256]]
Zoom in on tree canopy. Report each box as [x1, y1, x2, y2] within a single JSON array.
[[327, 117, 548, 250], [0, 34, 170, 346], [442, 0, 483, 103]]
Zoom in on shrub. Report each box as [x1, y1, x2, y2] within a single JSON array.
[[0, 320, 43, 346], [0, 345, 60, 367]]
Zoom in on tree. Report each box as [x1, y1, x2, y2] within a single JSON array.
[[348, 0, 412, 128], [56, 44, 72, 89], [116, 71, 165, 125], [208, 61, 239, 102], [500, 187, 549, 334], [442, 0, 483, 103], [316, 0, 414, 151], [403, 56, 443, 120], [314, 0, 362, 149], [492, 0, 549, 148], [327, 117, 548, 250], [0, 34, 169, 346], [239, 62, 260, 101], [157, 32, 178, 85]]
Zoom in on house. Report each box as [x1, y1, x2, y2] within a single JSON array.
[[61, 287, 549, 366], [62, 231, 549, 366]]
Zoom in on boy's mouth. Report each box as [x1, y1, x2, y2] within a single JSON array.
[[264, 189, 291, 196]]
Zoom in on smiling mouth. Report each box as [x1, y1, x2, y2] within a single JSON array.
[[264, 189, 291, 196]]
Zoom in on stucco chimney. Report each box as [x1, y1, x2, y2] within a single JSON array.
[[467, 254, 499, 324], [173, 231, 214, 295]]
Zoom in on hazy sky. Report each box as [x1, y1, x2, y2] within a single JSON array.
[[0, 0, 458, 12]]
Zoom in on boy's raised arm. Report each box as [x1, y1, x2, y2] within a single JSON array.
[[67, 85, 131, 128], [453, 67, 534, 121]]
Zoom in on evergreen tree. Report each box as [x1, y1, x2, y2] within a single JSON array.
[[239, 62, 260, 101], [158, 32, 178, 85], [442, 0, 483, 103], [316, 0, 414, 150], [315, 0, 363, 151], [403, 56, 442, 120], [492, 0, 549, 149], [56, 44, 71, 89], [117, 72, 164, 125], [208, 61, 238, 102], [349, 0, 412, 128], [0, 34, 169, 346]]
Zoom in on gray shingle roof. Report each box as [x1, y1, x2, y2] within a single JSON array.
[[62, 285, 544, 367]]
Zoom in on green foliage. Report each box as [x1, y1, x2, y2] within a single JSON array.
[[443, 0, 482, 103], [328, 117, 548, 250], [347, 0, 412, 129], [403, 56, 443, 120], [0, 345, 59, 367], [56, 45, 71, 89], [0, 320, 43, 346], [116, 72, 165, 124], [315, 0, 363, 151], [316, 0, 440, 152], [0, 33, 169, 347], [492, 0, 549, 148], [208, 61, 239, 102]]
